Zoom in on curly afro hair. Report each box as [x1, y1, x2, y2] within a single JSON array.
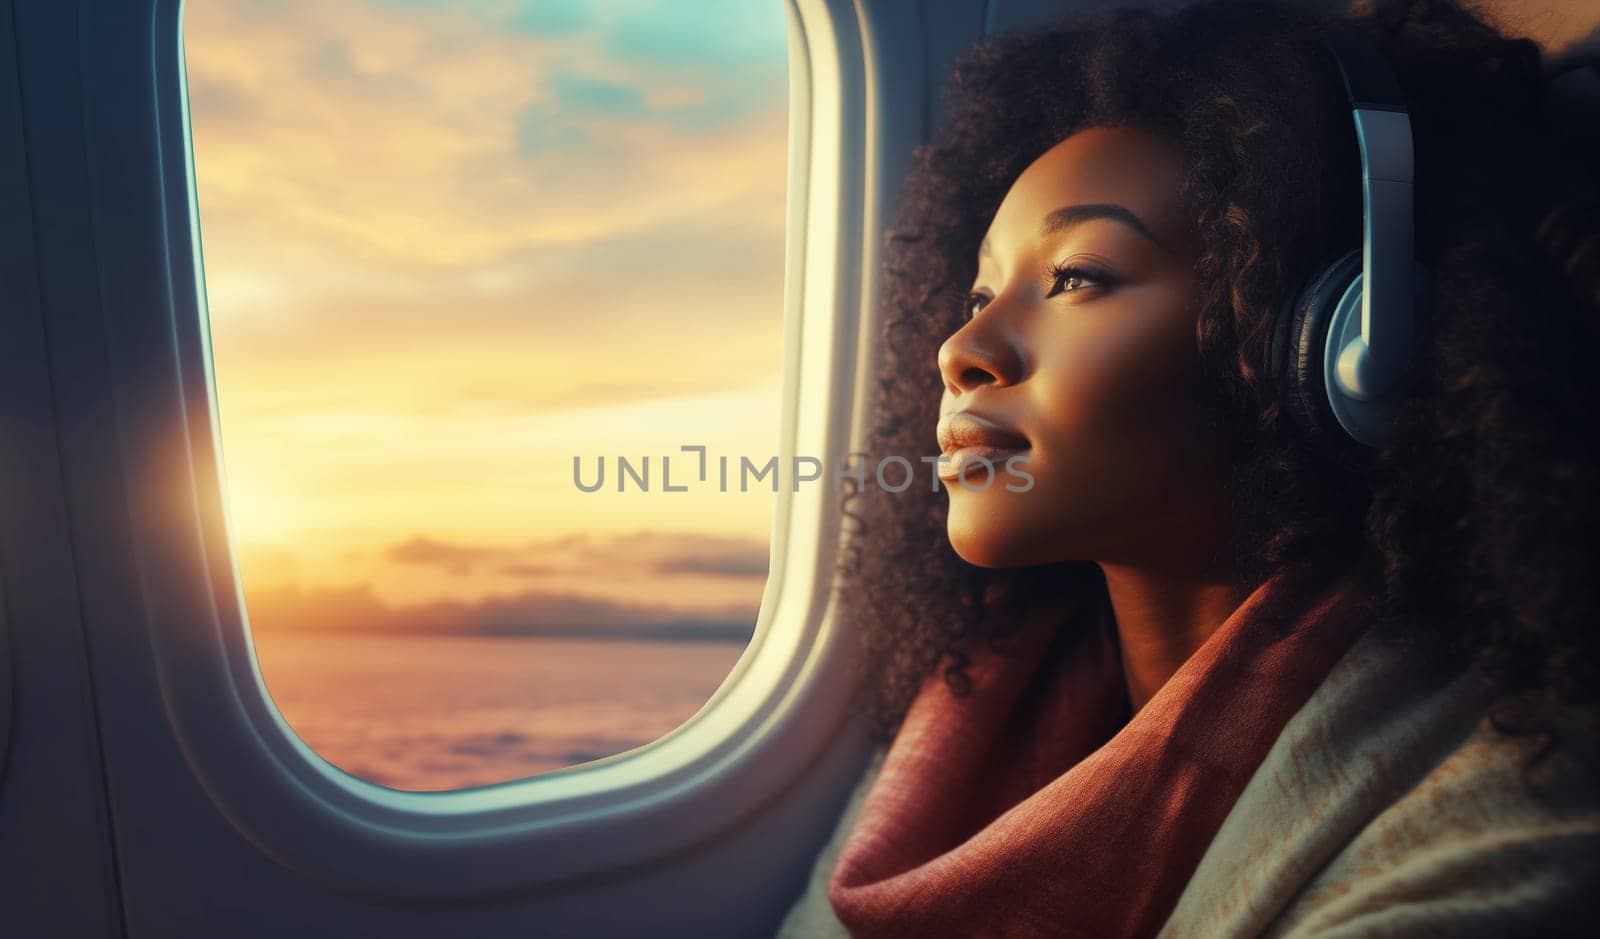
[[833, 0, 1599, 789]]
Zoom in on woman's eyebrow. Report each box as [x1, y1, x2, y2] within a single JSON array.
[[979, 202, 1172, 259], [1041, 203, 1170, 254]]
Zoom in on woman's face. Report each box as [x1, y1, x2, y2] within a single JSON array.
[[937, 123, 1234, 569]]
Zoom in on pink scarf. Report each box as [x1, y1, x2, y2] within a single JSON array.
[[827, 555, 1377, 937]]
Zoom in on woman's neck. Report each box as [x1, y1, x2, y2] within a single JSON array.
[[1098, 557, 1250, 713]]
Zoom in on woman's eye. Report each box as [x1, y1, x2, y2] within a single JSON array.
[[1046, 263, 1115, 298], [966, 266, 1114, 319]]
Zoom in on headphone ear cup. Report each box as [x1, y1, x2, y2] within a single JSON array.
[[1276, 249, 1365, 456]]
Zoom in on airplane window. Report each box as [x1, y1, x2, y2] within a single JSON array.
[[182, 0, 788, 791]]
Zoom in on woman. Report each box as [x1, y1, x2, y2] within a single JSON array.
[[778, 0, 1599, 936]]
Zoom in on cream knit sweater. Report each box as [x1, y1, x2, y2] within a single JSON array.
[[776, 624, 1599, 937]]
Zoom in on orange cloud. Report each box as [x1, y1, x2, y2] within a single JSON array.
[[243, 578, 758, 642]]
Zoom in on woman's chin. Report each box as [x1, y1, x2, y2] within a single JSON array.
[[946, 512, 1029, 568], [944, 486, 1071, 567]]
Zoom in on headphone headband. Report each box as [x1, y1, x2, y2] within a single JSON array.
[[1312, 29, 1421, 444]]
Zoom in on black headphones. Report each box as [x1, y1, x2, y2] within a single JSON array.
[[1270, 29, 1429, 458]]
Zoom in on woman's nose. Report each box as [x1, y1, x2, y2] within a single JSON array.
[[937, 302, 1024, 396]]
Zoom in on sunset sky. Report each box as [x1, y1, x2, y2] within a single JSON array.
[[182, 0, 1595, 643], [184, 0, 791, 636]]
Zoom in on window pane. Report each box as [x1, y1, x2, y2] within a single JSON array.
[[184, 0, 788, 792]]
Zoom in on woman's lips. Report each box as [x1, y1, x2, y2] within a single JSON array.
[[935, 412, 1030, 481], [938, 444, 1030, 481]]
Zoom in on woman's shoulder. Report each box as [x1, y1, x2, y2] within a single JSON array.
[[1161, 625, 1600, 938], [1272, 706, 1600, 937]]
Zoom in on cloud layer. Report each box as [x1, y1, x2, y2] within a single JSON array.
[[241, 529, 770, 640]]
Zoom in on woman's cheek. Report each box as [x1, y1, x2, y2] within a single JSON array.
[[1029, 323, 1154, 442], [1027, 314, 1198, 487]]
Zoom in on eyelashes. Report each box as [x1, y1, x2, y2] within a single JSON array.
[[963, 263, 1119, 319], [1043, 262, 1117, 297]]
